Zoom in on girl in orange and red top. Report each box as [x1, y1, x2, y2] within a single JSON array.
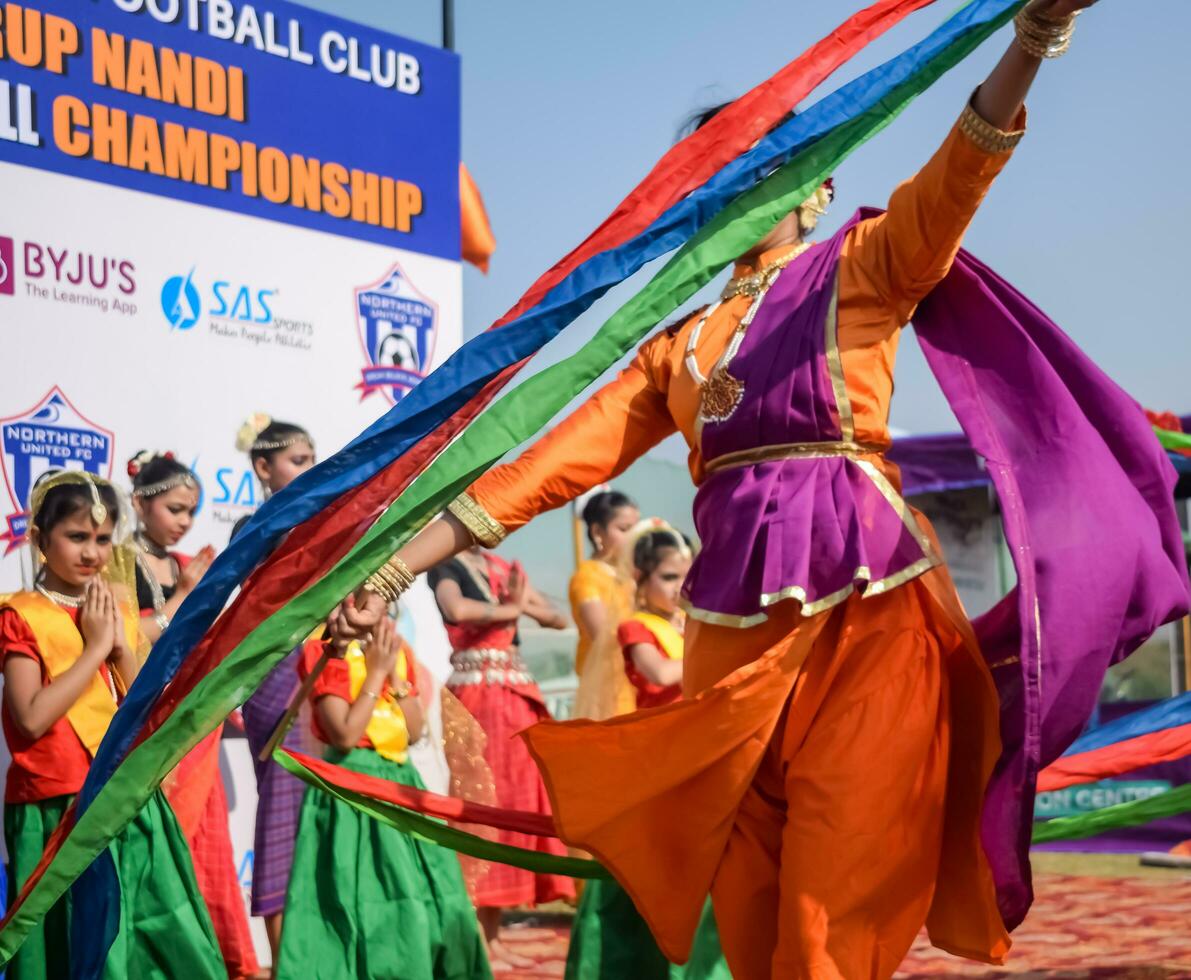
[[566, 523, 728, 980], [379, 7, 1109, 975], [275, 618, 490, 980], [426, 547, 573, 966], [616, 523, 692, 711], [128, 451, 260, 980], [0, 471, 224, 979]]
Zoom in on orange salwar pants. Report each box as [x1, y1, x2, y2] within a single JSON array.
[[524, 563, 1011, 980]]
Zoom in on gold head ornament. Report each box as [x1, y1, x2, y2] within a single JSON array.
[[29, 470, 113, 529]]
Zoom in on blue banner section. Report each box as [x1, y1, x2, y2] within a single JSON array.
[[0, 0, 460, 259]]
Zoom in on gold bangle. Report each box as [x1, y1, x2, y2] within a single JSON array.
[[1014, 7, 1078, 59], [363, 555, 415, 603], [360, 689, 380, 701]]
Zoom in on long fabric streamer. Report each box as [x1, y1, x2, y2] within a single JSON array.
[[273, 751, 606, 879], [0, 0, 1033, 968], [1031, 783, 1191, 843]]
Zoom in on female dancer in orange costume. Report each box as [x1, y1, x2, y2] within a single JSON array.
[[386, 3, 1112, 976]]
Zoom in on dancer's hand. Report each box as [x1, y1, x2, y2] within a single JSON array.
[[506, 561, 528, 609], [80, 580, 116, 659], [363, 618, 398, 680], [326, 590, 387, 653], [177, 545, 215, 594], [1027, 0, 1098, 17]]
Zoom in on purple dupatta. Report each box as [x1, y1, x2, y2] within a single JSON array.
[[912, 232, 1190, 927]]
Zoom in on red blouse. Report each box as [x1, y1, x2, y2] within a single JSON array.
[[299, 638, 419, 750], [618, 619, 682, 710], [0, 607, 113, 803]]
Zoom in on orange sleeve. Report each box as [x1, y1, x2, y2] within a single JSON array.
[[847, 100, 1027, 324], [469, 330, 679, 533]]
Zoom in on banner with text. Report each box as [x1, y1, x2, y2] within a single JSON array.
[[0, 0, 461, 948]]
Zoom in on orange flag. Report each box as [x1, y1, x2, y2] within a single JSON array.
[[461, 162, 496, 273]]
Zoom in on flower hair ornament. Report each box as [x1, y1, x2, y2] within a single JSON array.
[[235, 412, 273, 453], [235, 413, 312, 454], [126, 449, 157, 479]]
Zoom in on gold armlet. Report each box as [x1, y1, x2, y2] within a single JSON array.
[[958, 100, 1026, 154], [447, 492, 507, 548]]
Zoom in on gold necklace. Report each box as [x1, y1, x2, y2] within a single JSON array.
[[688, 242, 814, 425]]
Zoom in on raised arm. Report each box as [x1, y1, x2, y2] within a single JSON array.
[[849, 0, 1091, 323]]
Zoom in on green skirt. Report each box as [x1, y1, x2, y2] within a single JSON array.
[[277, 746, 492, 980], [4, 791, 225, 980], [565, 878, 732, 980]]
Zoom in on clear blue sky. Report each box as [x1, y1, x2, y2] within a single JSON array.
[[296, 0, 1191, 443]]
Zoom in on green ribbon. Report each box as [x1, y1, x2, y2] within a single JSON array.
[[273, 750, 610, 879]]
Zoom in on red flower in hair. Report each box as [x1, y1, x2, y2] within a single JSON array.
[[127, 459, 140, 478]]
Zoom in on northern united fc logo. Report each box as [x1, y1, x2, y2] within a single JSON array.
[[0, 388, 114, 552], [354, 263, 438, 403]]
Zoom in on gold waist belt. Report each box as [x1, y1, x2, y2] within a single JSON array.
[[704, 440, 886, 476]]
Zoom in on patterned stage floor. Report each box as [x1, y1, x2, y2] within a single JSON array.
[[494, 864, 1191, 978]]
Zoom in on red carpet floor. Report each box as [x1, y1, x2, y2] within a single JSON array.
[[494, 871, 1191, 978]]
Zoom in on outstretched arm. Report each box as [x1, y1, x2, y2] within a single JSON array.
[[974, 0, 1089, 129], [848, 0, 1096, 323]]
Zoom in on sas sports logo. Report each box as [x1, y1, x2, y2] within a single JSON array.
[[161, 268, 276, 331], [354, 263, 438, 403], [0, 388, 114, 553], [161, 269, 202, 330], [0, 236, 13, 297]]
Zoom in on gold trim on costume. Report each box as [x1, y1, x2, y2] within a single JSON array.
[[681, 601, 770, 630], [852, 459, 939, 559], [448, 492, 507, 548], [988, 655, 1021, 669], [958, 100, 1025, 154], [704, 440, 885, 476], [683, 551, 941, 629], [822, 273, 855, 443]]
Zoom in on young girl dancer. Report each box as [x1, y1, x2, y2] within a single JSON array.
[[128, 451, 260, 979], [232, 415, 317, 962], [569, 491, 638, 720], [1, 471, 223, 978], [566, 523, 727, 980], [427, 548, 572, 967], [276, 616, 491, 980]]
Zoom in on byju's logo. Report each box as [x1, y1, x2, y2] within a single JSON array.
[[354, 263, 438, 403], [0, 388, 114, 553], [0, 236, 13, 297], [161, 269, 201, 330], [160, 268, 277, 331]]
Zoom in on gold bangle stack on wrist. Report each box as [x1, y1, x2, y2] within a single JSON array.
[[1014, 5, 1078, 59], [363, 555, 416, 603]]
